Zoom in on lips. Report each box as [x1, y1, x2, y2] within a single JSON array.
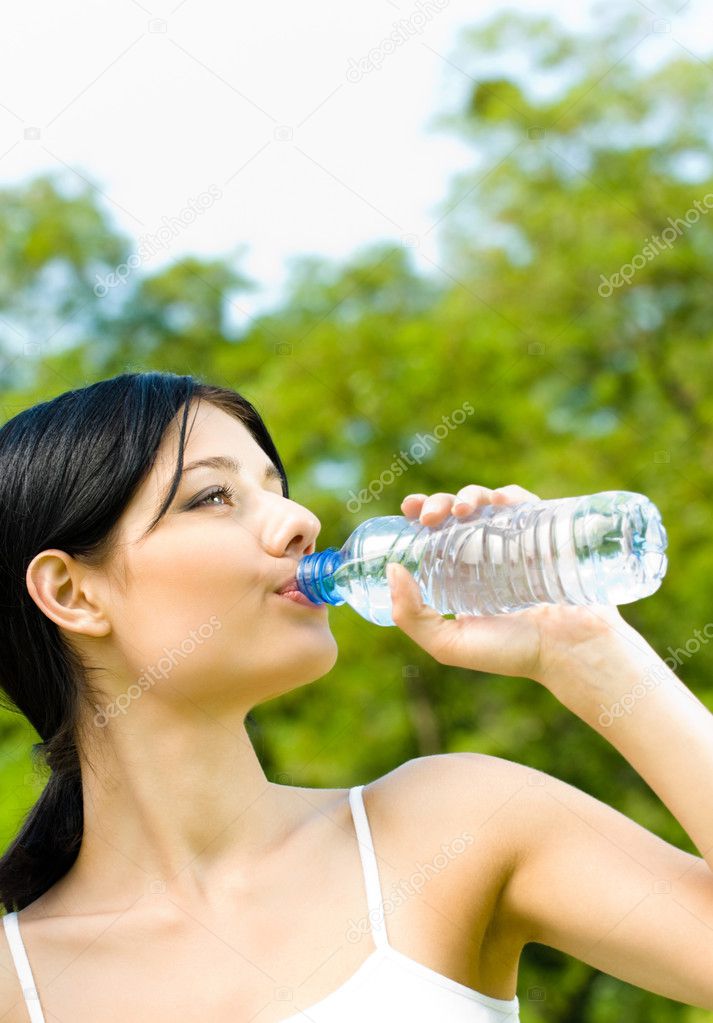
[[275, 576, 299, 595]]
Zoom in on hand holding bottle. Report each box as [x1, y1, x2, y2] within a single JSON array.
[[387, 484, 646, 701]]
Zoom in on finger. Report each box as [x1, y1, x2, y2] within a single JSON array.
[[401, 486, 541, 526], [452, 485, 497, 508], [404, 487, 501, 526], [386, 562, 449, 656], [402, 493, 474, 525], [402, 492, 469, 518], [489, 484, 541, 504], [419, 492, 460, 523], [400, 494, 429, 517]]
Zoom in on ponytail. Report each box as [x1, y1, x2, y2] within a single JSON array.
[[0, 768, 83, 914]]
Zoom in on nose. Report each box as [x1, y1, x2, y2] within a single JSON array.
[[263, 498, 322, 559]]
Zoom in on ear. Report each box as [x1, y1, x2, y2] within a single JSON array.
[[25, 549, 111, 638]]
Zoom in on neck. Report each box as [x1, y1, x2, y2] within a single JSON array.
[[46, 707, 305, 918]]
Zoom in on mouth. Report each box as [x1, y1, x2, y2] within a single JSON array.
[[275, 590, 327, 610], [275, 576, 300, 596], [276, 576, 323, 605], [274, 571, 327, 611], [278, 589, 319, 601]]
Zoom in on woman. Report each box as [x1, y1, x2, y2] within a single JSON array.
[[0, 370, 711, 1021]]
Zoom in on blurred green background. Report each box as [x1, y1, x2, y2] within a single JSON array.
[[1, 6, 712, 1020]]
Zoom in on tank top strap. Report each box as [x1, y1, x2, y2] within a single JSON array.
[[348, 784, 389, 949], [2, 911, 46, 1023]]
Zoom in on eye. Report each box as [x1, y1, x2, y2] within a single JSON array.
[[191, 483, 236, 508]]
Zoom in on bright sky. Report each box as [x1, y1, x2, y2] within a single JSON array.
[[0, 0, 709, 329]]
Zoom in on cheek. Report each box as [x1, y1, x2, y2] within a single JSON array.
[[117, 523, 268, 657]]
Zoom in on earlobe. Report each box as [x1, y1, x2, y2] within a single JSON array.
[[25, 549, 111, 638]]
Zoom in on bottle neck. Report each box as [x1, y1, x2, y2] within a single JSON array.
[[295, 548, 346, 605]]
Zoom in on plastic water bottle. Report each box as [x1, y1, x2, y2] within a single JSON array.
[[294, 490, 668, 627]]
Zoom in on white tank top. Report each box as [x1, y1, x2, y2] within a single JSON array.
[[2, 784, 520, 1021]]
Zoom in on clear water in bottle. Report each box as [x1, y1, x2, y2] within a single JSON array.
[[295, 490, 668, 627]]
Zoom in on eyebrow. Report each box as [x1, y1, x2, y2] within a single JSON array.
[[181, 455, 283, 484]]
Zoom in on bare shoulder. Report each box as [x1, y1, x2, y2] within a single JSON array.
[[367, 751, 539, 847], [365, 752, 541, 946], [0, 916, 31, 1022]]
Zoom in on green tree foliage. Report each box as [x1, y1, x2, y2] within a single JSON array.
[[0, 5, 711, 1019]]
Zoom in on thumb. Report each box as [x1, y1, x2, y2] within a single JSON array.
[[386, 562, 448, 652]]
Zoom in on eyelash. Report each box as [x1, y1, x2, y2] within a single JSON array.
[[192, 483, 237, 508]]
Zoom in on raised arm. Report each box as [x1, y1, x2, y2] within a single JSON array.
[[387, 484, 713, 1009]]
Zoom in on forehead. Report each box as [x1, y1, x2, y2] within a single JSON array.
[[155, 402, 265, 473]]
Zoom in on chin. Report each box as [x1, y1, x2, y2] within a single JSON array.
[[255, 645, 339, 706]]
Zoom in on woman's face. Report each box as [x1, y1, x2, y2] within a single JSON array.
[[94, 400, 337, 713]]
